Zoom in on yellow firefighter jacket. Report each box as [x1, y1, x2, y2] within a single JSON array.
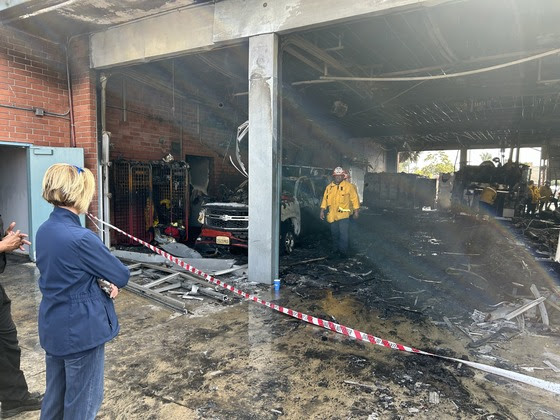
[[479, 187, 497, 205], [539, 185, 553, 203], [529, 185, 540, 204], [320, 180, 360, 223]]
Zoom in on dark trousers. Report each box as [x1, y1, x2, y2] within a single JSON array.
[[0, 283, 29, 402], [526, 200, 536, 216], [330, 218, 350, 254], [539, 199, 557, 211], [479, 201, 495, 216], [41, 344, 105, 420]]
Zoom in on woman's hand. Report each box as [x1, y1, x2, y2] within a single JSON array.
[[109, 283, 119, 299]]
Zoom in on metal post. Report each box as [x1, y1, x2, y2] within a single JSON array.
[[100, 73, 111, 247], [101, 132, 111, 248]]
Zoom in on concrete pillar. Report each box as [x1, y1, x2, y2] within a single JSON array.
[[460, 148, 468, 169], [385, 149, 398, 173], [248, 33, 280, 284]]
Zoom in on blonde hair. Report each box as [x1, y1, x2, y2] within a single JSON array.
[[42, 164, 95, 214]]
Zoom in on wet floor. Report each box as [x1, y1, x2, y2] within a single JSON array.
[[3, 210, 560, 419]]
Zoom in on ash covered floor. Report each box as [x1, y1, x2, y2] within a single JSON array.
[[4, 209, 560, 419]]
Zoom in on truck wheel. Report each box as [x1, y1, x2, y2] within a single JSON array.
[[280, 223, 295, 255]]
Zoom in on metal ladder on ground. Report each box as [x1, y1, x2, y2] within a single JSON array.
[[123, 263, 230, 313]]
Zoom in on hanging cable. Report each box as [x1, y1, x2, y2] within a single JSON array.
[[293, 48, 560, 84]]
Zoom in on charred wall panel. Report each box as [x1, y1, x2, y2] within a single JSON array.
[[363, 172, 435, 209]]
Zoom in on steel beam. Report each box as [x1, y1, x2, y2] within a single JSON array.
[[90, 0, 455, 69]]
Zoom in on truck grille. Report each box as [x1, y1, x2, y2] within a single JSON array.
[[205, 208, 249, 231]]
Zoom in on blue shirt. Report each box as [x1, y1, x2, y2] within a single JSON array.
[[36, 207, 130, 357]]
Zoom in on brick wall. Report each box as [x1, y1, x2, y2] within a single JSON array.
[[68, 35, 99, 217], [106, 74, 245, 194], [107, 75, 180, 161], [0, 27, 100, 222], [0, 26, 70, 146]]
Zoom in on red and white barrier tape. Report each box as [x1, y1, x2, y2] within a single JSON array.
[[88, 214, 560, 395]]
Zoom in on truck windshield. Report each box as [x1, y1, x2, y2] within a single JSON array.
[[282, 179, 296, 195]]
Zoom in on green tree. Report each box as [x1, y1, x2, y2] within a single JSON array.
[[479, 151, 493, 162], [414, 151, 454, 178], [398, 151, 420, 173]]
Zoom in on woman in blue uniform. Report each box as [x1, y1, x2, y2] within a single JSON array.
[[36, 164, 130, 420]]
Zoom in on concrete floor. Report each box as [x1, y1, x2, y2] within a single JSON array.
[[2, 244, 560, 419], [4, 254, 237, 419]]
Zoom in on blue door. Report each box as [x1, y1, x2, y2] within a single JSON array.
[[27, 147, 85, 260]]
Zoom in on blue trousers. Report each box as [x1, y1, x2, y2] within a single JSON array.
[[40, 344, 105, 420], [330, 218, 349, 254]]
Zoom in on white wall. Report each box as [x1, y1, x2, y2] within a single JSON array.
[[0, 145, 29, 254], [349, 166, 365, 202]]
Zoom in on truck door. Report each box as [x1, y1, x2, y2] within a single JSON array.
[[295, 176, 319, 234]]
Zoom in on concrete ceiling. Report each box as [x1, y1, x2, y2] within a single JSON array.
[[0, 0, 212, 40], [283, 0, 560, 151], [3, 0, 560, 153]]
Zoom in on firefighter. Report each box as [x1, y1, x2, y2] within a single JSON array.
[[320, 167, 360, 257], [526, 180, 539, 216], [479, 184, 498, 217], [539, 181, 553, 212]]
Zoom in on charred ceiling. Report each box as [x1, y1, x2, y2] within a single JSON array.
[[0, 0, 202, 40], [119, 46, 249, 109], [283, 0, 560, 151]]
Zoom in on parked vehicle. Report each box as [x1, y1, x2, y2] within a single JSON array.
[[197, 175, 325, 254]]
